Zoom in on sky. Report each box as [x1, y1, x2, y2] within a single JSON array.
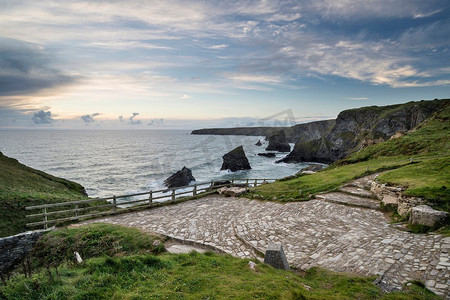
[[0, 0, 449, 130]]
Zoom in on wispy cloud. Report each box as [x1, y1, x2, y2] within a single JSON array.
[[180, 94, 192, 99], [128, 112, 142, 125], [347, 97, 369, 101]]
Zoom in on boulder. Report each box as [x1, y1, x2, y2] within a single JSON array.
[[258, 152, 276, 158], [255, 140, 262, 146], [264, 243, 289, 270], [296, 164, 325, 175], [265, 130, 291, 152], [410, 205, 449, 228], [164, 166, 195, 188], [221, 146, 251, 172], [217, 187, 247, 197]]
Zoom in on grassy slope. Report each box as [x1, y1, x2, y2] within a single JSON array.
[[0, 152, 88, 237], [0, 224, 437, 300], [251, 104, 450, 212]]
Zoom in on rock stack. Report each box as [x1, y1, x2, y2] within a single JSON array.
[[221, 146, 251, 172]]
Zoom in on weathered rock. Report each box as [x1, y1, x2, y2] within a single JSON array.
[[213, 180, 231, 187], [221, 146, 251, 172], [280, 99, 449, 163], [410, 205, 449, 228], [398, 196, 425, 216], [217, 187, 247, 197], [0, 228, 53, 277], [296, 164, 326, 175], [265, 130, 291, 152], [390, 132, 404, 140], [164, 166, 195, 188], [258, 152, 276, 158], [264, 243, 289, 270], [382, 195, 398, 207], [255, 140, 262, 146]]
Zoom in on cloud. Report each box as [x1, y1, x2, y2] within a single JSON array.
[[207, 44, 229, 50], [0, 37, 75, 97], [32, 110, 53, 124], [81, 113, 99, 123], [180, 94, 192, 99], [118, 115, 124, 122], [128, 112, 142, 125], [347, 97, 369, 100], [148, 118, 164, 126]]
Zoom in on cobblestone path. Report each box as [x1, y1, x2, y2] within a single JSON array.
[[82, 194, 449, 298]]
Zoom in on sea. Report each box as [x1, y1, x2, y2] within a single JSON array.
[[0, 130, 309, 200]]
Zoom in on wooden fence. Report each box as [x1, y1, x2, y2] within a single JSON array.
[[25, 178, 277, 229]]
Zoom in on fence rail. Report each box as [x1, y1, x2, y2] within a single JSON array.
[[25, 178, 277, 229]]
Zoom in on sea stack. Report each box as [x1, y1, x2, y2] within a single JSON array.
[[164, 166, 196, 188], [266, 130, 290, 152], [255, 140, 262, 146], [221, 146, 251, 172]]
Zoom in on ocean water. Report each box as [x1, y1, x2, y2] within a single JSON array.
[[0, 130, 308, 199]]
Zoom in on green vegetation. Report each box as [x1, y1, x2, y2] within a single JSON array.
[[0, 152, 89, 237], [251, 105, 450, 213], [31, 223, 165, 269], [0, 224, 438, 300]]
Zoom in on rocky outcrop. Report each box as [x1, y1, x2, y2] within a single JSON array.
[[371, 180, 427, 217], [266, 130, 290, 152], [280, 99, 449, 163], [217, 187, 247, 197], [0, 228, 53, 280], [255, 140, 262, 146], [164, 167, 195, 188], [221, 146, 251, 172], [191, 119, 336, 144], [258, 153, 276, 158], [410, 205, 449, 228], [296, 164, 326, 175]]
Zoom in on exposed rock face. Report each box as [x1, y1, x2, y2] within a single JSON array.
[[296, 164, 326, 175], [164, 166, 195, 188], [255, 140, 262, 146], [221, 146, 251, 172], [217, 187, 247, 197], [0, 228, 52, 278], [280, 99, 449, 163], [410, 205, 449, 228], [258, 152, 276, 158], [191, 119, 335, 144], [266, 130, 290, 152]]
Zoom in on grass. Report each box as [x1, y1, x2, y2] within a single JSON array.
[[1, 231, 439, 299], [30, 223, 166, 270], [250, 105, 450, 213], [0, 152, 91, 237]]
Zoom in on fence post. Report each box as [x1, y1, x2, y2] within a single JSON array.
[[193, 184, 197, 197], [246, 179, 249, 187], [210, 180, 213, 191], [43, 207, 48, 229], [149, 191, 153, 207], [113, 196, 117, 212], [254, 179, 257, 187], [172, 189, 175, 201], [231, 179, 234, 187], [75, 204, 79, 218]]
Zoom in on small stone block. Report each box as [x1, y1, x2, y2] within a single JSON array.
[[264, 243, 289, 270]]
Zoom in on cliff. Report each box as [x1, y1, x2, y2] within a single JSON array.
[[191, 119, 335, 144], [280, 99, 450, 163], [0, 151, 88, 237]]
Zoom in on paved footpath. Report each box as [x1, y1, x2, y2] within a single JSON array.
[[81, 195, 450, 298]]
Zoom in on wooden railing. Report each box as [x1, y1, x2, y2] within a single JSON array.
[[25, 178, 277, 229]]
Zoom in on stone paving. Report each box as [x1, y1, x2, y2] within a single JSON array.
[[81, 193, 450, 298], [316, 192, 381, 209]]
